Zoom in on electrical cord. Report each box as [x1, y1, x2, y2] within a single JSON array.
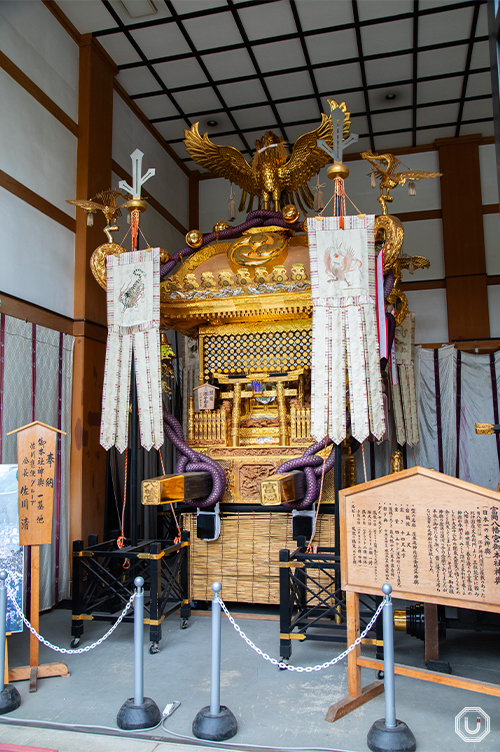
[[0, 716, 352, 752]]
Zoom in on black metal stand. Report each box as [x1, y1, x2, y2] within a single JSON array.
[[70, 531, 190, 651], [279, 536, 380, 661]]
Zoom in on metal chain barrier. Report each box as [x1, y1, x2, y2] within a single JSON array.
[[218, 595, 384, 672], [5, 576, 135, 655]]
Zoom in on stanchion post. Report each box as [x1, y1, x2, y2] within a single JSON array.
[[367, 583, 416, 752], [192, 582, 238, 741], [117, 576, 161, 730], [0, 572, 21, 715]]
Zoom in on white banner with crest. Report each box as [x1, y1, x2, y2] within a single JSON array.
[[308, 215, 385, 444], [100, 248, 163, 453]]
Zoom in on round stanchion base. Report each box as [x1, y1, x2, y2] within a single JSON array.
[[367, 719, 416, 752], [192, 705, 238, 741], [0, 685, 21, 715], [117, 697, 161, 730]]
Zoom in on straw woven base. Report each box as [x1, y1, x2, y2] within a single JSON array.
[[184, 511, 336, 605]]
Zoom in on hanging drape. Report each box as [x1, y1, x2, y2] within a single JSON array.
[[415, 345, 500, 491], [0, 315, 74, 610]]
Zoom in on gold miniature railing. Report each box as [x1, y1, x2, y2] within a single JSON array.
[[290, 405, 311, 442], [188, 402, 227, 445]]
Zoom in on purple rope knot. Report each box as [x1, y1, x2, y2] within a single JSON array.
[[163, 408, 226, 508]]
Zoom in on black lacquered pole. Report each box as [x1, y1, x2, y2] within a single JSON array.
[[334, 442, 342, 591], [129, 354, 138, 547]]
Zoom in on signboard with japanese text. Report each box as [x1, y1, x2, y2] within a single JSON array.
[[194, 383, 218, 412], [340, 466, 500, 613], [11, 422, 61, 546], [0, 464, 24, 633]]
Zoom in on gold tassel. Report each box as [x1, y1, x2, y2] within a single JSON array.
[[408, 180, 416, 196], [371, 171, 376, 189]]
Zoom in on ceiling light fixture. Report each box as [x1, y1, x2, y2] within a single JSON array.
[[119, 0, 158, 19], [207, 120, 219, 127], [385, 93, 397, 101]]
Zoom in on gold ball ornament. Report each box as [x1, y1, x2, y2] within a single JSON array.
[[282, 204, 300, 224], [327, 162, 350, 180], [213, 220, 229, 242], [186, 229, 203, 248]]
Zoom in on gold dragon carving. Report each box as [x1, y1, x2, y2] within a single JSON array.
[[183, 102, 352, 214]]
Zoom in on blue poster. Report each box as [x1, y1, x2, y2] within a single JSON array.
[[0, 465, 24, 633]]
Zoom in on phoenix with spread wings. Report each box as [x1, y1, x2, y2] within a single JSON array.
[[184, 105, 350, 214], [361, 150, 442, 214]]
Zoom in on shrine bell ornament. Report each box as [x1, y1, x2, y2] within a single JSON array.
[[307, 215, 386, 444], [100, 247, 163, 453]]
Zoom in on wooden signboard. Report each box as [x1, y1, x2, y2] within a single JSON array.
[[15, 423, 58, 546], [6, 421, 68, 691], [193, 383, 218, 412], [340, 466, 500, 612], [326, 466, 500, 723]]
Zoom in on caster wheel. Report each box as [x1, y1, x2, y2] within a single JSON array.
[[377, 670, 384, 680], [279, 659, 289, 671], [70, 638, 80, 649], [180, 619, 189, 630], [149, 642, 160, 654]]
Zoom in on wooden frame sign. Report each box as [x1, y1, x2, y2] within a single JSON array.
[[9, 422, 63, 546], [340, 466, 500, 613]]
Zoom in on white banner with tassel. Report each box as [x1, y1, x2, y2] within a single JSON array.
[[100, 248, 163, 453]]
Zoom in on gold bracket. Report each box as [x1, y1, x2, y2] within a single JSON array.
[[279, 633, 306, 641], [73, 551, 94, 557], [143, 615, 166, 626], [180, 541, 190, 548], [137, 551, 165, 560], [71, 614, 94, 621], [475, 422, 495, 435], [361, 638, 384, 646], [181, 599, 189, 606]]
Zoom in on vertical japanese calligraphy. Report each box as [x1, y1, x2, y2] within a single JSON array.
[[11, 422, 61, 546], [341, 467, 500, 612]]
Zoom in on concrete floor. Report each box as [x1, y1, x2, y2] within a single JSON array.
[[1, 602, 499, 752]]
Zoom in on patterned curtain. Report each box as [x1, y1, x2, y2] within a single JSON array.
[[0, 315, 74, 610]]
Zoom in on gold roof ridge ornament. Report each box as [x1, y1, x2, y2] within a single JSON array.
[[361, 150, 442, 215], [183, 104, 351, 214]]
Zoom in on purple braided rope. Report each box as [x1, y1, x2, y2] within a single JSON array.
[[161, 210, 303, 279], [384, 269, 395, 300], [163, 408, 226, 508], [276, 437, 336, 510]]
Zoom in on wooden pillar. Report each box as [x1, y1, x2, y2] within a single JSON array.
[[189, 170, 200, 231], [436, 134, 489, 341], [70, 36, 117, 545]]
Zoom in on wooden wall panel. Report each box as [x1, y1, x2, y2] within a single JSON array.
[[70, 36, 117, 546], [437, 134, 490, 340]]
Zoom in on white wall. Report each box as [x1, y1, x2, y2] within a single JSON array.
[[0, 2, 78, 318], [112, 92, 189, 235]]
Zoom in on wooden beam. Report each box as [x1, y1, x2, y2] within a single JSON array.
[[112, 160, 187, 235], [0, 51, 78, 136], [437, 134, 490, 340], [357, 656, 500, 697], [142, 471, 213, 505], [0, 169, 76, 232], [42, 0, 82, 45], [0, 291, 74, 334], [113, 80, 190, 177], [70, 35, 116, 546]]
